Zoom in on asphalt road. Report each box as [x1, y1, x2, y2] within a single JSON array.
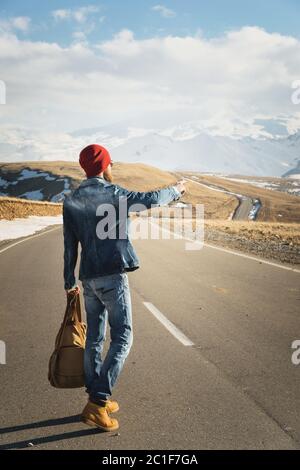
[[233, 196, 254, 220], [0, 226, 299, 450]]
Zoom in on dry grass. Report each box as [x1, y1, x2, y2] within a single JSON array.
[[112, 162, 177, 190], [203, 220, 300, 264], [204, 220, 300, 245], [0, 196, 62, 220]]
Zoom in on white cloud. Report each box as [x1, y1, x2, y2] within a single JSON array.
[[0, 16, 31, 33], [52, 5, 100, 23], [72, 31, 88, 43], [152, 4, 176, 18], [74, 6, 99, 23], [52, 9, 70, 21], [0, 26, 300, 142], [10, 16, 31, 32]]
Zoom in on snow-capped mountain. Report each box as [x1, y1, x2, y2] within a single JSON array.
[[109, 132, 300, 176], [72, 122, 300, 177], [0, 120, 299, 177]]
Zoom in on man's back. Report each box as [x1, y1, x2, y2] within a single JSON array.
[[62, 144, 185, 432], [63, 176, 180, 289]]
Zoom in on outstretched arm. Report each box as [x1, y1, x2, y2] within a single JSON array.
[[115, 180, 186, 211]]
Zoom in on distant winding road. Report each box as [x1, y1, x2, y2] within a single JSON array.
[[183, 176, 260, 221]]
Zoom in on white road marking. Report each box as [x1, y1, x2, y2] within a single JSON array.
[[203, 242, 300, 274], [143, 301, 194, 347], [0, 226, 61, 255], [149, 219, 300, 274]]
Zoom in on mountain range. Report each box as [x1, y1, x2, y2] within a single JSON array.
[[0, 119, 299, 177]]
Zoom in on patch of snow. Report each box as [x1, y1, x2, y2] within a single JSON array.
[[0, 215, 63, 241], [287, 188, 300, 194], [287, 174, 300, 180], [20, 190, 44, 201], [0, 177, 9, 188], [45, 175, 56, 181], [63, 178, 70, 189], [222, 175, 300, 196], [0, 170, 60, 198], [51, 190, 71, 203], [223, 176, 278, 190], [18, 169, 55, 181], [51, 178, 71, 202], [226, 177, 248, 184], [18, 169, 41, 180]]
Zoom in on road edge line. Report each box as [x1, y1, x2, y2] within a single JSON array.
[[203, 242, 300, 274], [0, 225, 61, 255], [148, 219, 300, 274]]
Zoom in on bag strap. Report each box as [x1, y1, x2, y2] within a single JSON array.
[[56, 293, 79, 349], [67, 292, 82, 324], [74, 293, 82, 323]]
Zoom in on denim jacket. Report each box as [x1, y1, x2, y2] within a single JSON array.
[[63, 177, 180, 289]]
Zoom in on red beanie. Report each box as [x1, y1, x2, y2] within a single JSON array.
[[79, 144, 111, 178]]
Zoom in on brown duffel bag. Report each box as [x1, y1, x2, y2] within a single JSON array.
[[48, 291, 86, 388]]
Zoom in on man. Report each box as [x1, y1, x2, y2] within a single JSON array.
[[63, 144, 185, 431]]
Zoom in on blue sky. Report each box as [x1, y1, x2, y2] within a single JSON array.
[[0, 0, 300, 45], [1, 0, 300, 159]]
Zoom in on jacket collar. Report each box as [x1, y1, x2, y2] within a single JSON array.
[[79, 177, 107, 188]]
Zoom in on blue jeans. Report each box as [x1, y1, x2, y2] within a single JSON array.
[[82, 272, 133, 403]]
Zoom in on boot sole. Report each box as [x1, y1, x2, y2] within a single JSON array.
[[81, 416, 119, 432]]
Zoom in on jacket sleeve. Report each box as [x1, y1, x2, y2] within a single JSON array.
[[63, 203, 79, 290], [115, 185, 181, 212]]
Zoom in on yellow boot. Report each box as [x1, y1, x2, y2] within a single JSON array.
[[106, 399, 119, 414], [81, 401, 119, 431]]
